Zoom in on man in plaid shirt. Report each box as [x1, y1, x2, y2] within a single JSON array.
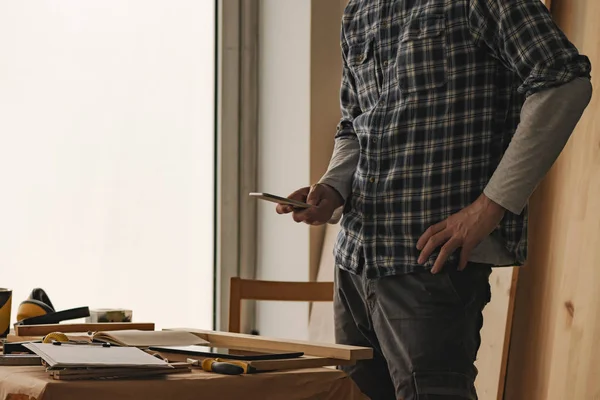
[[277, 0, 592, 398]]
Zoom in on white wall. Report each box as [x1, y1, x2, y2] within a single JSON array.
[[0, 0, 215, 330], [256, 0, 312, 340]]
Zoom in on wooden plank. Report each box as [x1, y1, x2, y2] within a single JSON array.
[[504, 1, 599, 398], [497, 268, 520, 400], [15, 322, 155, 337], [473, 267, 519, 400], [308, 0, 345, 284], [247, 355, 353, 372], [162, 352, 354, 372], [0, 354, 42, 366], [308, 223, 340, 344], [167, 328, 373, 361]]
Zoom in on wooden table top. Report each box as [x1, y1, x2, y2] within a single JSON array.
[[0, 365, 367, 400]]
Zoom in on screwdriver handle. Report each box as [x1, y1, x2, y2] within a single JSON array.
[[201, 358, 254, 375]]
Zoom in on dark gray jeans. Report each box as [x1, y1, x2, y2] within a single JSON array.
[[334, 263, 492, 400]]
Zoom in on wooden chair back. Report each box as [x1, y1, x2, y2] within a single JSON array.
[[228, 277, 334, 333]]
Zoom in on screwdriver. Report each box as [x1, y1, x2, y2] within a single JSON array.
[[200, 358, 256, 375]]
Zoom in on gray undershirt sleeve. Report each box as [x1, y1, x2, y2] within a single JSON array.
[[318, 137, 360, 224], [484, 77, 593, 215], [318, 137, 360, 202]]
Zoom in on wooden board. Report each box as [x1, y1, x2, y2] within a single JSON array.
[[15, 322, 155, 337], [0, 354, 42, 366], [308, 223, 339, 344], [161, 351, 354, 372], [167, 328, 372, 361], [246, 355, 353, 371], [504, 1, 600, 398], [474, 267, 519, 400], [5, 332, 92, 344]]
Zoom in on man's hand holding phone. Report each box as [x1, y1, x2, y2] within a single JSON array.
[[276, 184, 344, 225]]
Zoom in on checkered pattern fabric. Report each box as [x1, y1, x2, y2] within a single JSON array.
[[334, 0, 591, 278]]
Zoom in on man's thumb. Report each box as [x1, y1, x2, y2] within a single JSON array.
[[306, 185, 322, 206]]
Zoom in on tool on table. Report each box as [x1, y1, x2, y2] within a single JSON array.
[[200, 357, 256, 375], [43, 331, 110, 347], [16, 288, 90, 326]]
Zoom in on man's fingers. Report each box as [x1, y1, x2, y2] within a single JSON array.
[[416, 220, 447, 250], [306, 185, 324, 206], [298, 199, 332, 225], [292, 210, 308, 223], [289, 186, 310, 200], [417, 229, 452, 264], [276, 204, 293, 214], [276, 187, 311, 214], [431, 238, 461, 274]]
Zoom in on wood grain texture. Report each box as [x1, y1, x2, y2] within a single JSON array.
[[245, 355, 354, 372], [474, 267, 519, 400], [14, 322, 155, 337], [309, 0, 345, 284], [168, 328, 373, 361], [160, 351, 355, 372], [308, 223, 340, 344], [504, 0, 599, 398]]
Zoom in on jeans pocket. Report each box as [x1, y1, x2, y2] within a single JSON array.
[[444, 264, 492, 309]]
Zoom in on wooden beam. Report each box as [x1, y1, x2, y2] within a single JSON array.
[[15, 322, 155, 337], [168, 328, 373, 361]]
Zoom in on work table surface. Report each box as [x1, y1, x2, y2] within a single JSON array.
[[0, 365, 367, 400]]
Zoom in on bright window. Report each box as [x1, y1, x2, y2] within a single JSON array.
[[0, 0, 215, 330]]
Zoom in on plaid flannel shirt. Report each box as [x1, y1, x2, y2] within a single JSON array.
[[333, 0, 591, 278]]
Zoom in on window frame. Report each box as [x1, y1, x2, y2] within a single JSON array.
[[214, 0, 259, 332]]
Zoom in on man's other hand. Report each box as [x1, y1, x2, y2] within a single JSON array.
[[416, 194, 506, 273], [275, 184, 344, 225]]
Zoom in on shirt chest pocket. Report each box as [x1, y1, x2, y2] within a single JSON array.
[[347, 37, 379, 110], [396, 15, 447, 93]]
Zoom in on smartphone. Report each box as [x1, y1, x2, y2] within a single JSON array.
[[249, 192, 311, 209], [148, 345, 304, 361]]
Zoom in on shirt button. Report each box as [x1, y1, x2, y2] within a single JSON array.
[[383, 60, 388, 67], [369, 177, 375, 183], [372, 137, 378, 143]]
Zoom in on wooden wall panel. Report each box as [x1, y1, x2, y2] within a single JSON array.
[[309, 0, 345, 283], [475, 268, 519, 400], [504, 0, 600, 398]]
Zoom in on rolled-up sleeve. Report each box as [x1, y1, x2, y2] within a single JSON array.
[[468, 0, 591, 96], [469, 0, 593, 214]]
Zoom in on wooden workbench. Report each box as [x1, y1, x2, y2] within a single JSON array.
[[0, 365, 367, 400]]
